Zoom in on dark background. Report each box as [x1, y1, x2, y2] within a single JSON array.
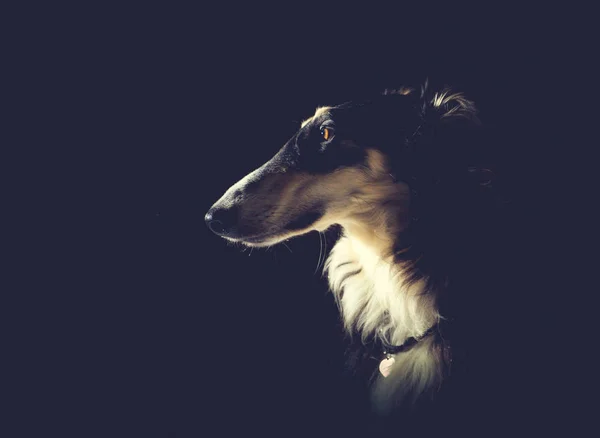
[[5, 3, 580, 437]]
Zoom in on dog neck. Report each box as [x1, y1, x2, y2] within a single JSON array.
[[326, 202, 439, 347]]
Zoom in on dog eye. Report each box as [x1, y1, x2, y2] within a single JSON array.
[[320, 127, 334, 141]]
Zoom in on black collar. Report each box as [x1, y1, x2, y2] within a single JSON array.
[[381, 326, 436, 356]]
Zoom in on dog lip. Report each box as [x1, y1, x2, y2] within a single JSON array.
[[236, 229, 293, 245], [224, 232, 276, 244], [240, 235, 268, 243]]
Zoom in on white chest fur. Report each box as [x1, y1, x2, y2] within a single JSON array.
[[325, 235, 439, 346]]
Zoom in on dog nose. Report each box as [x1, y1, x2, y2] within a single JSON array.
[[205, 206, 239, 236], [204, 211, 224, 234]]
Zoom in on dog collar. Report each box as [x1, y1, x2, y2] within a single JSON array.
[[378, 326, 436, 377], [381, 326, 435, 356]]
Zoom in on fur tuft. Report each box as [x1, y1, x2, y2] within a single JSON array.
[[431, 89, 479, 121]]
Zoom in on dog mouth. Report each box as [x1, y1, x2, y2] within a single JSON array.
[[224, 208, 326, 247], [240, 234, 274, 244], [227, 232, 287, 247]]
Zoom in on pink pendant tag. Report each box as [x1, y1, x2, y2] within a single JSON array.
[[379, 356, 395, 377]]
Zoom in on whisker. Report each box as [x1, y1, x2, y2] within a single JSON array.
[[321, 232, 328, 274], [315, 232, 323, 275]]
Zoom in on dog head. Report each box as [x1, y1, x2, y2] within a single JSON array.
[[205, 87, 481, 248]]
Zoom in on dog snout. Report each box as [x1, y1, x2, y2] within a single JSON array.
[[205, 205, 239, 236]]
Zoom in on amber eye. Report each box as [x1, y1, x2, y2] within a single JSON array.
[[320, 127, 334, 141]]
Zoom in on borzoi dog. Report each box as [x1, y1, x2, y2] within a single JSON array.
[[205, 83, 496, 414]]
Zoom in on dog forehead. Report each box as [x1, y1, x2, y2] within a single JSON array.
[[300, 106, 331, 128]]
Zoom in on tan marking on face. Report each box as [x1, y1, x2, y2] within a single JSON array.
[[300, 106, 331, 128], [223, 148, 410, 251], [365, 148, 390, 174]]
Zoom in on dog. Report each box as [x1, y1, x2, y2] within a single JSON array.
[[205, 82, 502, 418]]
